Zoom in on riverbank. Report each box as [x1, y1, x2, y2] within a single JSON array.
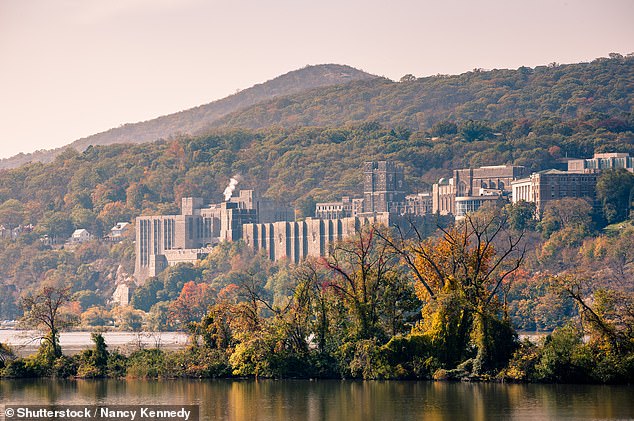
[[0, 330, 189, 356], [1, 329, 630, 384]]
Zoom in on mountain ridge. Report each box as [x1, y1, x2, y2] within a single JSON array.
[[209, 57, 634, 131], [2, 56, 632, 171], [0, 64, 376, 169]]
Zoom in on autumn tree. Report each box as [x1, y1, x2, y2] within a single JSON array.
[[0, 199, 25, 230], [77, 332, 109, 378], [538, 197, 594, 238], [168, 281, 215, 329], [384, 210, 525, 374], [400, 74, 417, 82], [557, 275, 631, 342], [191, 284, 239, 350], [579, 226, 634, 285], [322, 225, 404, 341], [430, 120, 458, 137], [110, 305, 144, 331], [35, 211, 74, 243], [548, 271, 634, 382], [459, 120, 493, 142], [504, 200, 536, 232], [20, 283, 76, 360]]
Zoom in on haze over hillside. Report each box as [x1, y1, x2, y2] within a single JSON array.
[[0, 64, 375, 170], [2, 56, 632, 171], [211, 56, 634, 131]]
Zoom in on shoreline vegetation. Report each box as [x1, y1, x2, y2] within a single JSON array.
[[2, 211, 633, 385], [0, 327, 631, 384]]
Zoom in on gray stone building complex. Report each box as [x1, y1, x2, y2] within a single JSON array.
[[243, 213, 391, 264], [135, 190, 293, 281], [138, 153, 628, 282], [432, 165, 528, 218], [134, 161, 429, 282]]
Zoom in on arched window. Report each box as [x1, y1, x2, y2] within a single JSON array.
[[459, 181, 468, 195]]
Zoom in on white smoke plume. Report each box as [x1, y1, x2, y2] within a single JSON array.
[[223, 177, 240, 201]]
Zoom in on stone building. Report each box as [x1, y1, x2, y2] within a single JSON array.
[[134, 190, 293, 282], [432, 178, 456, 215], [403, 193, 433, 216], [243, 213, 391, 263], [362, 161, 407, 214], [432, 165, 527, 217], [453, 165, 528, 197], [568, 152, 634, 173], [315, 196, 355, 219], [511, 170, 598, 216]]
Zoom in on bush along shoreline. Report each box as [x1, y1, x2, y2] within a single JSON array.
[[1, 323, 632, 383]]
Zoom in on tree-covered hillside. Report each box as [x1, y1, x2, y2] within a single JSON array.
[[212, 55, 634, 131], [0, 55, 632, 328], [1, 57, 633, 384], [1, 117, 631, 232]]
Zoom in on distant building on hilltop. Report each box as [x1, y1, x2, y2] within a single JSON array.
[[432, 165, 528, 218], [512, 170, 598, 216], [107, 222, 131, 241], [70, 229, 92, 244], [567, 152, 633, 173], [362, 161, 407, 214]]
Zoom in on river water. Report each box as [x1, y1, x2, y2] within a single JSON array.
[[1, 379, 632, 420]]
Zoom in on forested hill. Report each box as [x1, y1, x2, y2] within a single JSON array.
[[211, 55, 634, 131], [0, 55, 632, 320], [0, 64, 375, 170]]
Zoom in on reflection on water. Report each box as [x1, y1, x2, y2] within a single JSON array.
[[1, 379, 633, 420]]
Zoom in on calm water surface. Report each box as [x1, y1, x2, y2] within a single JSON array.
[[1, 379, 633, 420]]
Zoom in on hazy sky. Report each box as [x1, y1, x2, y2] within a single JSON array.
[[1, 0, 632, 159]]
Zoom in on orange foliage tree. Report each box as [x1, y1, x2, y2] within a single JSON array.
[[168, 281, 215, 329], [383, 210, 526, 373]]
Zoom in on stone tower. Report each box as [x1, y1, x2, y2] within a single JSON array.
[[362, 161, 406, 213]]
